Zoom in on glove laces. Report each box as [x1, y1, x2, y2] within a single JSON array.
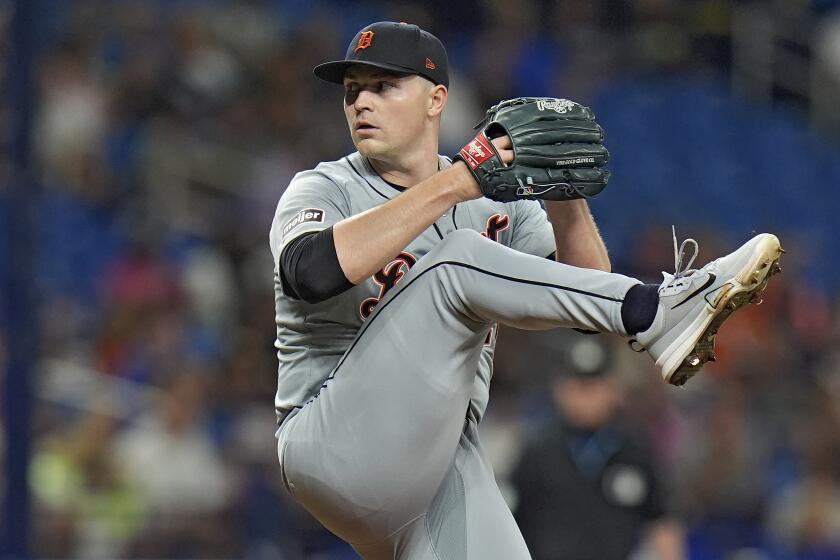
[[512, 169, 593, 200]]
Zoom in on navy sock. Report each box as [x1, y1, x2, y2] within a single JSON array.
[[621, 284, 660, 335]]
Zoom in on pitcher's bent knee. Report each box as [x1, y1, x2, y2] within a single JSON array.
[[423, 228, 489, 265]]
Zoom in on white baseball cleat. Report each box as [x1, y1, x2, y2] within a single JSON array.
[[633, 228, 784, 386]]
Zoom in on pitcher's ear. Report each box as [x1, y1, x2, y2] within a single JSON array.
[[428, 83, 447, 118]]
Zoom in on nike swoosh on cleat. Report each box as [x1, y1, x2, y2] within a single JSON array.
[[671, 273, 717, 309]]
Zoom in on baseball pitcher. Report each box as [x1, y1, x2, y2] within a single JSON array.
[[270, 21, 782, 560]]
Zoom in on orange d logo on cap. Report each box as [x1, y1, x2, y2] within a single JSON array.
[[313, 21, 449, 88], [355, 31, 375, 52]]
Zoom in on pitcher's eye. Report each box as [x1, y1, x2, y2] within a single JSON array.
[[344, 86, 359, 105]]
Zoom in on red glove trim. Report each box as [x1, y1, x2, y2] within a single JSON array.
[[458, 132, 496, 170]]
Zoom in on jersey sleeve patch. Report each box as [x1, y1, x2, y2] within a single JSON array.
[[283, 208, 325, 237]]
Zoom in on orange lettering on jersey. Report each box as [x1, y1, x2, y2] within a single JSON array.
[[355, 31, 375, 52], [360, 252, 417, 319], [481, 214, 510, 242]]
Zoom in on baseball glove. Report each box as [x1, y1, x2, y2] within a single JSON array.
[[454, 97, 610, 203]]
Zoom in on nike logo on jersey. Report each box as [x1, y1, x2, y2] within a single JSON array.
[[671, 273, 717, 309]]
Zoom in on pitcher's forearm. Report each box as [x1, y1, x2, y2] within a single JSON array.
[[334, 163, 478, 283], [546, 199, 611, 271]]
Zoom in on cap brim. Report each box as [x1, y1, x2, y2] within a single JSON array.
[[313, 60, 417, 84]]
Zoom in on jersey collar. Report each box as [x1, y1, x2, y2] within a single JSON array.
[[352, 152, 452, 198]]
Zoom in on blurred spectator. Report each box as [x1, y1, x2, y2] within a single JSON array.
[[511, 336, 685, 560], [675, 383, 772, 554], [114, 372, 236, 557], [180, 244, 238, 335], [30, 411, 141, 558], [94, 237, 185, 382], [765, 390, 840, 558], [811, 4, 840, 132], [34, 39, 110, 203]]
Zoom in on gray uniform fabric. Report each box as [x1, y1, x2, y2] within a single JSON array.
[[270, 153, 640, 559], [270, 153, 557, 427]]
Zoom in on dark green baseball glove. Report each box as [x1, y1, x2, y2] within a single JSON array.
[[454, 97, 610, 203]]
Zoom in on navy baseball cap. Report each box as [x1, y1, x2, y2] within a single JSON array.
[[314, 21, 449, 88]]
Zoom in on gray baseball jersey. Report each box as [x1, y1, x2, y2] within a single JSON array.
[[271, 152, 641, 559], [269, 152, 555, 427]]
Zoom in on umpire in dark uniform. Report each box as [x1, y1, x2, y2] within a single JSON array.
[[511, 337, 685, 560]]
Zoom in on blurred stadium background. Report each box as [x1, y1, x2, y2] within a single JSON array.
[[2, 0, 840, 558]]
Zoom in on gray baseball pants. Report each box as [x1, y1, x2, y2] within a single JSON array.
[[276, 229, 640, 559]]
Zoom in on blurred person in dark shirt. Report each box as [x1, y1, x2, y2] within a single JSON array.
[[511, 337, 685, 560]]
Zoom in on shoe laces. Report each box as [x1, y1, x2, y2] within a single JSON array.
[[627, 227, 699, 354], [662, 226, 699, 292]]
